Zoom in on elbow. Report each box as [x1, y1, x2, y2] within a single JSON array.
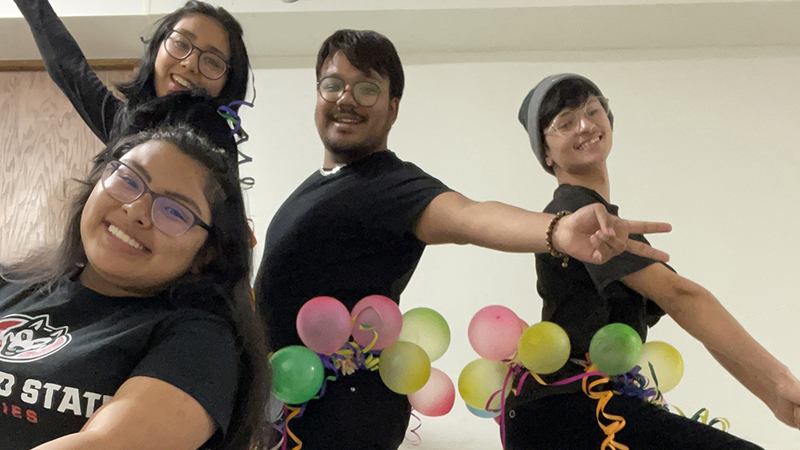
[[659, 276, 710, 317]]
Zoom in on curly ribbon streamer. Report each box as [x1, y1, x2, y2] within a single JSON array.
[[247, 218, 257, 248], [672, 406, 730, 432], [279, 405, 303, 450], [405, 409, 423, 446], [581, 363, 629, 450], [217, 101, 256, 187]]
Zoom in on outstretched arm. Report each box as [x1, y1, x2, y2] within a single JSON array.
[[623, 264, 800, 429], [415, 191, 670, 263], [31, 376, 216, 450], [15, 0, 122, 143]]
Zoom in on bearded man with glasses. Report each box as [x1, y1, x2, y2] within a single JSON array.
[[254, 30, 673, 450]]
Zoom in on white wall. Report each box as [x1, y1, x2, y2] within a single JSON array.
[[239, 48, 800, 449]]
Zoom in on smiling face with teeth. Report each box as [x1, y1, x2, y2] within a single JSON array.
[[154, 14, 230, 98], [79, 140, 212, 297], [543, 96, 613, 177], [315, 51, 400, 165]]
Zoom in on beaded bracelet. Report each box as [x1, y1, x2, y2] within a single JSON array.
[[546, 210, 571, 268]]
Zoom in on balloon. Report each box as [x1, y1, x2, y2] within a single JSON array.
[[351, 295, 403, 350], [397, 307, 451, 362], [296, 296, 351, 354], [408, 368, 455, 417], [588, 323, 643, 376], [468, 305, 523, 361], [379, 341, 431, 394], [466, 403, 501, 419], [517, 321, 571, 374], [458, 358, 510, 410], [266, 393, 285, 423], [270, 345, 325, 405], [637, 341, 684, 393]]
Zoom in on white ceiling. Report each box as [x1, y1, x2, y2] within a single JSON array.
[[1, 1, 799, 63]]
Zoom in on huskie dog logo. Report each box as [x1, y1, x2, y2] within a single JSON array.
[[0, 314, 71, 363]]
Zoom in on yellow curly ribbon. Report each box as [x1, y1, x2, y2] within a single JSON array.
[[284, 405, 303, 450], [672, 406, 730, 432], [582, 364, 629, 450], [364, 352, 379, 371]]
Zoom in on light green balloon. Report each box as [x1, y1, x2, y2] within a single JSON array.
[[397, 307, 451, 362]]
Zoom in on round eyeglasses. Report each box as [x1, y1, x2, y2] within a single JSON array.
[[101, 160, 211, 237], [546, 96, 610, 137], [317, 76, 381, 107], [163, 30, 229, 80]]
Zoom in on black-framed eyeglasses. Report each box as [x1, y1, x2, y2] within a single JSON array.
[[546, 96, 610, 137], [101, 160, 211, 237], [317, 76, 381, 107], [163, 30, 229, 80]]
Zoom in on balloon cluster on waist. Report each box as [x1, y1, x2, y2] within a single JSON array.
[[458, 304, 688, 450], [269, 295, 456, 418]]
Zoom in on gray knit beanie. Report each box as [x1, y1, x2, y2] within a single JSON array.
[[518, 73, 613, 175]]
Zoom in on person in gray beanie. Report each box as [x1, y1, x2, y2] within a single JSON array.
[[503, 73, 800, 449]]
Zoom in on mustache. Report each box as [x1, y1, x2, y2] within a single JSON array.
[[328, 107, 366, 121]]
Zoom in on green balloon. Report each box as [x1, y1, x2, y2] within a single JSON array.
[[270, 345, 325, 405], [589, 323, 643, 376], [397, 307, 451, 362]]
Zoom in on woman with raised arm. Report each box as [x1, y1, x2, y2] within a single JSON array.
[[503, 73, 800, 449], [15, 0, 250, 150]]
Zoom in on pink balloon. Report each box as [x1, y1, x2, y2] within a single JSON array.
[[468, 305, 523, 361], [408, 368, 455, 417], [350, 295, 403, 350], [296, 296, 351, 354]]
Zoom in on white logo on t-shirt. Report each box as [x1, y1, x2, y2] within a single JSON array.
[[0, 314, 71, 363]]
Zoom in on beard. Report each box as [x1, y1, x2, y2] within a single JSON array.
[[322, 133, 384, 165]]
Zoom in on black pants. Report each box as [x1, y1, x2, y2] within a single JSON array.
[[288, 370, 412, 450], [504, 393, 764, 450]]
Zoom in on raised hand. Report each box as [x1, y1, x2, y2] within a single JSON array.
[[552, 203, 672, 264]]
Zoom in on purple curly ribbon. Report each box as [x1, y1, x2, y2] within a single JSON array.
[[611, 365, 661, 402], [405, 409, 423, 446], [217, 100, 254, 136]]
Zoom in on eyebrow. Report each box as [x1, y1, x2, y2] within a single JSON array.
[[125, 159, 206, 217], [174, 28, 229, 60]]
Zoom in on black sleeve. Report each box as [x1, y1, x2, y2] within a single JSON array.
[[367, 161, 452, 236], [16, 0, 123, 143], [129, 310, 239, 436], [548, 186, 659, 291]]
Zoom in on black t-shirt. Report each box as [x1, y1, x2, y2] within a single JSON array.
[[0, 278, 239, 450], [536, 184, 665, 359], [253, 150, 449, 449], [509, 184, 666, 405], [255, 150, 450, 350]]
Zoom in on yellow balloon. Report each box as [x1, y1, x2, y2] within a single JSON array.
[[458, 358, 510, 410], [379, 341, 431, 394], [517, 321, 571, 374], [637, 341, 684, 393]]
